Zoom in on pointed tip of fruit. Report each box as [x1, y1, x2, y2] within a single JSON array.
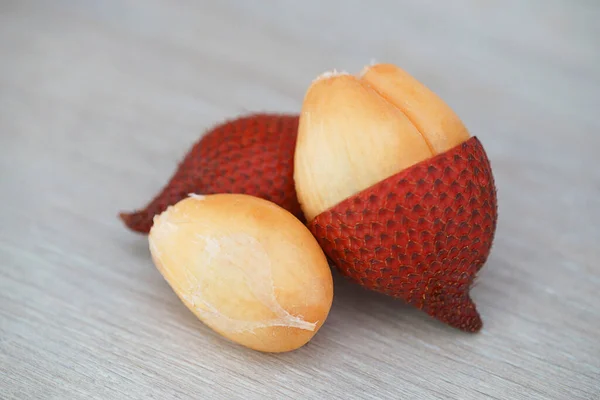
[[118, 210, 132, 225], [426, 294, 483, 333], [469, 316, 484, 333], [119, 210, 151, 234]]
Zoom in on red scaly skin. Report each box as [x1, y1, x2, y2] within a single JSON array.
[[120, 113, 303, 234], [308, 137, 498, 332]]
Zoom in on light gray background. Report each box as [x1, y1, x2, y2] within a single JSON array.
[[1, 1, 599, 399]]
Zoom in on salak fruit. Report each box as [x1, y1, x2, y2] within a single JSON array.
[[120, 113, 303, 234], [294, 63, 498, 332], [148, 193, 333, 352]]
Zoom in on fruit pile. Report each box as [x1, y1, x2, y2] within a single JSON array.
[[120, 63, 498, 353]]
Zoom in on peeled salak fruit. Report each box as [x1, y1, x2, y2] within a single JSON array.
[[120, 113, 302, 234], [149, 193, 334, 352], [294, 64, 498, 332]]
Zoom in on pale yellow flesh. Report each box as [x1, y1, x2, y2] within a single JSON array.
[[360, 63, 471, 154], [294, 64, 471, 222], [294, 73, 432, 222], [148, 194, 334, 353]]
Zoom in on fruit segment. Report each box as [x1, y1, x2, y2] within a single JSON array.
[[294, 72, 432, 222], [149, 194, 333, 352], [120, 113, 303, 234], [360, 63, 471, 154]]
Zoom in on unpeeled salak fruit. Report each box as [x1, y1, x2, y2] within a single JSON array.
[[120, 113, 303, 234], [294, 63, 498, 332]]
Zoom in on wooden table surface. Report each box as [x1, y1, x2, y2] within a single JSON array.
[[2, 1, 599, 399]]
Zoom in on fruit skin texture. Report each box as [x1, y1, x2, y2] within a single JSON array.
[[120, 113, 303, 234], [149, 193, 334, 353], [307, 137, 497, 332]]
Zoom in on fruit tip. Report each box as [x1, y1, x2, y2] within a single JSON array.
[[119, 210, 136, 226], [118, 210, 150, 234]]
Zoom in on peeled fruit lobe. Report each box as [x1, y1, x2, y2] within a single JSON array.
[[149, 194, 334, 352], [360, 63, 471, 154], [294, 73, 432, 222], [295, 64, 498, 331], [120, 113, 303, 234]]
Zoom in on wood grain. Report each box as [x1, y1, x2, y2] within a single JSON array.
[[1, 1, 599, 399]]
